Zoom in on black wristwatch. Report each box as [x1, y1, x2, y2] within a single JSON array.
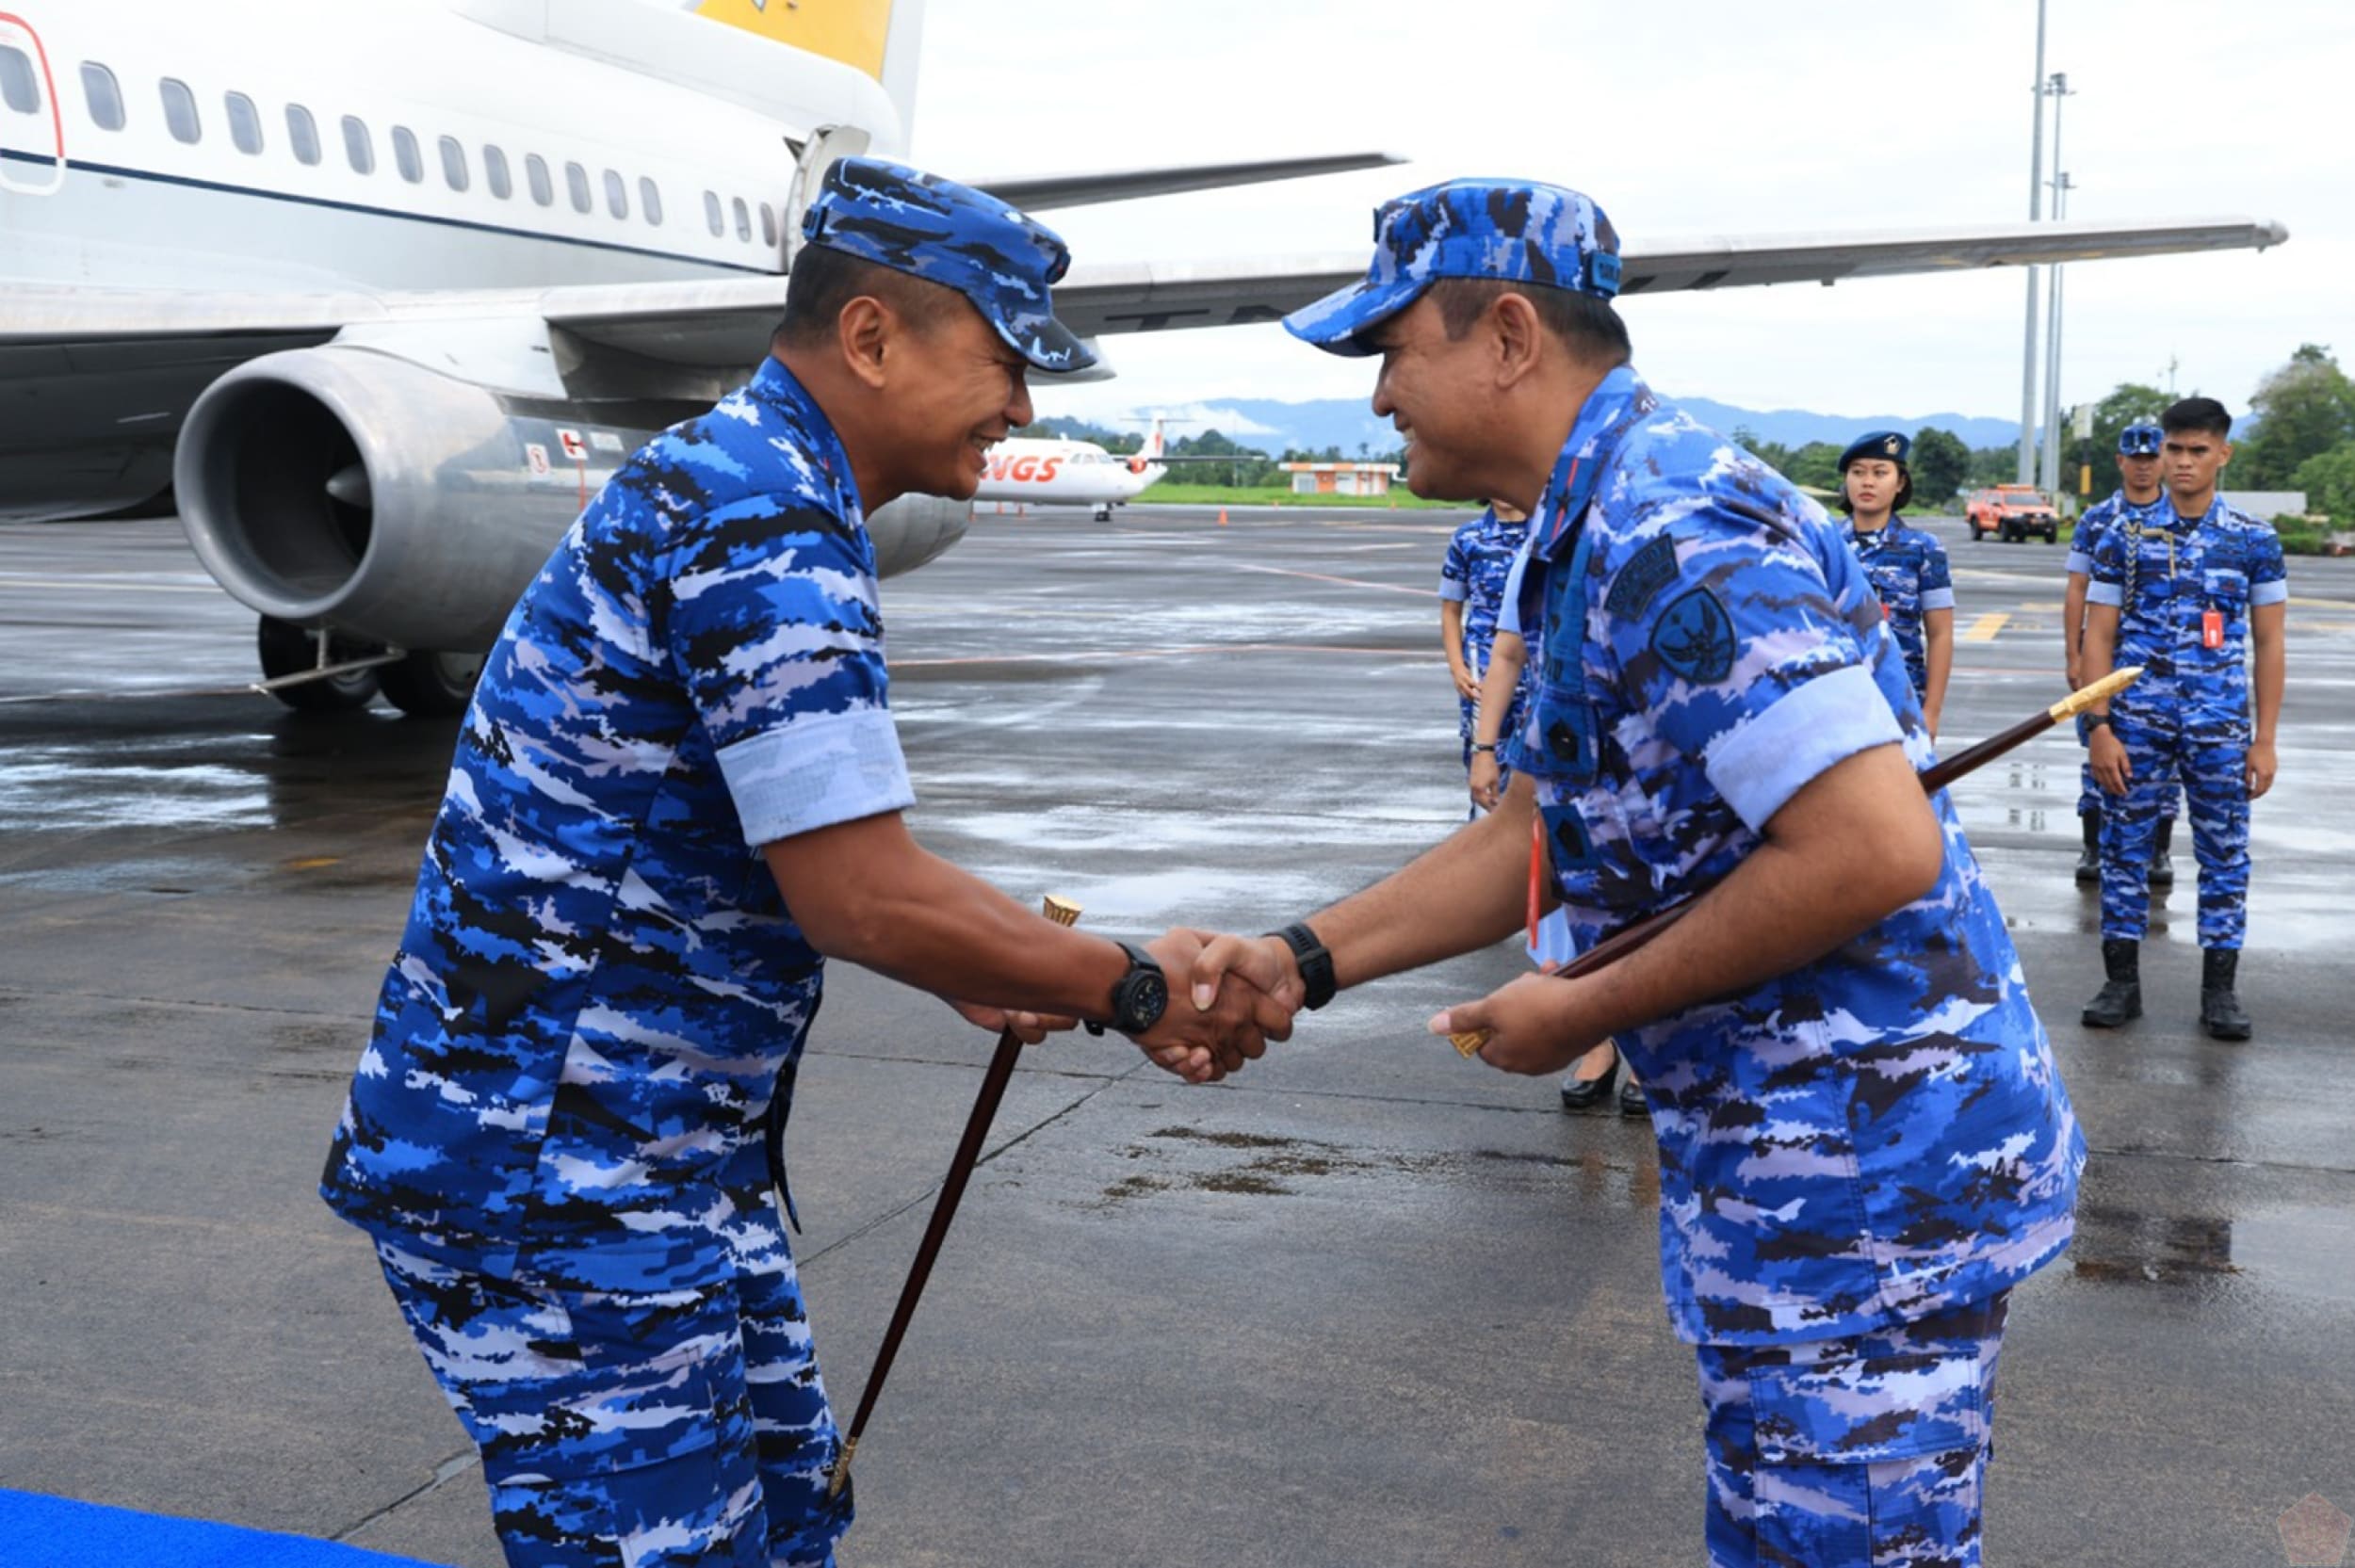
[[1266, 922, 1337, 1011], [1470, 742, 1499, 755], [1087, 940, 1168, 1038], [2085, 714, 2114, 733]]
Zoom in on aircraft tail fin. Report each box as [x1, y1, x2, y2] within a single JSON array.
[[680, 0, 925, 136], [1144, 415, 1167, 461]]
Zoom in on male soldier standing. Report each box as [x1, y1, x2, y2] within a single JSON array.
[[317, 159, 1286, 1568], [1837, 430, 1954, 736], [1439, 497, 1533, 814], [2065, 422, 2178, 886], [1195, 179, 2083, 1566], [2080, 397, 2285, 1040]]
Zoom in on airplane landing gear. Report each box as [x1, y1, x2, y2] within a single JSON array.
[[1093, 505, 1113, 523], [255, 616, 380, 713], [377, 649, 483, 719]]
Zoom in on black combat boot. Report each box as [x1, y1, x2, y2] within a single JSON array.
[[2149, 816, 2176, 887], [2200, 948, 2252, 1042], [2074, 811, 2102, 885], [2082, 940, 2142, 1028]]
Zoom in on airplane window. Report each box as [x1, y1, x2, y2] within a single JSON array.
[[703, 189, 723, 237], [440, 136, 469, 193], [224, 91, 263, 154], [342, 115, 373, 175], [0, 46, 39, 114], [564, 160, 591, 214], [483, 144, 512, 201], [760, 202, 777, 249], [80, 62, 125, 131], [639, 176, 662, 226], [732, 197, 751, 243], [158, 77, 200, 144], [392, 125, 422, 184], [603, 168, 626, 219], [526, 154, 553, 207], [285, 104, 320, 166]]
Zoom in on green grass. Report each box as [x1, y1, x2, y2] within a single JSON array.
[[1139, 482, 1467, 509]]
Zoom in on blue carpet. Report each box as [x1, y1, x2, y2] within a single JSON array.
[[0, 1489, 451, 1567]]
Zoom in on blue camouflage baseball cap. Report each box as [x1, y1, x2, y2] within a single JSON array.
[[800, 156, 1096, 374], [1283, 179, 1623, 356], [2118, 421, 2163, 456]]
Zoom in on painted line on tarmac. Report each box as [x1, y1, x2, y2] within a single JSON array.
[[0, 574, 219, 594], [1232, 563, 1437, 596], [1962, 613, 2011, 642]]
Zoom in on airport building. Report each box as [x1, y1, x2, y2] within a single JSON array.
[[1280, 461, 1403, 497]]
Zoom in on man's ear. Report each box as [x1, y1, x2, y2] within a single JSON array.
[[1489, 292, 1545, 388], [836, 296, 892, 391]]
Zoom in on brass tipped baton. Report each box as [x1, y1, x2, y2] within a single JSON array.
[[1449, 668, 2145, 1058], [826, 894, 1083, 1499]]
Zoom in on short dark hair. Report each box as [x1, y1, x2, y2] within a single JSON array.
[[774, 243, 964, 348], [1426, 278, 1632, 367], [2160, 396, 2233, 439]]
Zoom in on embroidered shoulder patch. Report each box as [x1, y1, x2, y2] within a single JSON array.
[[1604, 534, 1680, 620], [1650, 587, 1737, 685]]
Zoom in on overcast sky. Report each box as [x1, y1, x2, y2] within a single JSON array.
[[907, 0, 2353, 434]]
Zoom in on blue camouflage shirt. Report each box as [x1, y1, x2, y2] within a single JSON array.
[[320, 357, 911, 1293], [2088, 494, 2287, 738], [1843, 518, 1953, 699], [1513, 367, 2085, 1346], [1440, 506, 1533, 744], [2066, 489, 2157, 579]]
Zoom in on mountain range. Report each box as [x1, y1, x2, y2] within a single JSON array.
[[1048, 396, 2025, 458]]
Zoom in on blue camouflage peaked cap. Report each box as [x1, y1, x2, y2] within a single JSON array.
[[801, 156, 1096, 373], [1840, 429, 1911, 471], [2118, 421, 2163, 455], [1283, 179, 1623, 355]]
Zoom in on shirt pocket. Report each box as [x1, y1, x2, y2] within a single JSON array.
[[2203, 567, 2251, 641]]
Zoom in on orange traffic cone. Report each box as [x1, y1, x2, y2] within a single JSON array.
[[1217, 508, 1228, 527]]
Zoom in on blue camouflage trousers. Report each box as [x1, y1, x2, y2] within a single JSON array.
[[1697, 1293, 2008, 1568], [2077, 715, 2177, 821], [376, 1239, 851, 1568], [2099, 710, 2252, 947]]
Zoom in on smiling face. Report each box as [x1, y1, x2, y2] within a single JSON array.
[[1364, 295, 1502, 502], [885, 300, 1035, 500]]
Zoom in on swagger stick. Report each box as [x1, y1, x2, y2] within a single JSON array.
[[827, 895, 1082, 1498], [1450, 667, 2145, 1056]]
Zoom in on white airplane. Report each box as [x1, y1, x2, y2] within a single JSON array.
[[974, 417, 1247, 522], [0, 0, 2289, 715]]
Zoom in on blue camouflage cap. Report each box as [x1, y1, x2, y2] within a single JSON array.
[[1840, 429, 1911, 471], [1283, 179, 1623, 356], [2118, 421, 2163, 456], [800, 156, 1096, 373]]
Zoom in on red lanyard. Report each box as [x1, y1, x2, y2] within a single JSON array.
[[1527, 807, 1545, 949]]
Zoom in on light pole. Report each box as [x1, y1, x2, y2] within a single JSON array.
[[2039, 71, 2076, 497], [2017, 0, 2049, 484]]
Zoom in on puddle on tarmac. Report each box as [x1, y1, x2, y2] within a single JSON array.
[[1095, 1125, 1661, 1209], [2069, 1202, 2352, 1298]]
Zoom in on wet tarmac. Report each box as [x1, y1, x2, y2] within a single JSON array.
[[2, 508, 2352, 1566]]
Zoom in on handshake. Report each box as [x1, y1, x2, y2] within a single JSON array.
[[955, 929, 1307, 1086]]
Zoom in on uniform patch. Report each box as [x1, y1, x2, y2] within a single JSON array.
[[1650, 587, 1737, 685], [1604, 534, 1680, 620]]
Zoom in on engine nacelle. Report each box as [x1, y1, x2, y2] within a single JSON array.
[[175, 347, 971, 653]]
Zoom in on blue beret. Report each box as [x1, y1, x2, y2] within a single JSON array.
[[1839, 430, 1911, 471], [1283, 179, 1621, 355], [801, 157, 1094, 374]]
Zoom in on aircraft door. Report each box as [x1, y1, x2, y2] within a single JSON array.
[[781, 122, 871, 267], [0, 13, 64, 195]]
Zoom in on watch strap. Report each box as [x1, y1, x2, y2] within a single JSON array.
[[1267, 922, 1337, 1011]]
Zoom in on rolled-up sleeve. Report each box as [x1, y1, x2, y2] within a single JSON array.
[[1605, 510, 1901, 834], [666, 495, 914, 845], [1919, 535, 1955, 611], [2249, 525, 2289, 605], [2086, 525, 2127, 607]]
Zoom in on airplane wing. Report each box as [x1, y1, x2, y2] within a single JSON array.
[[970, 153, 1405, 211]]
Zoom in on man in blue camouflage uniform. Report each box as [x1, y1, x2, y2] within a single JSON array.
[[2065, 422, 2178, 886], [1837, 430, 1955, 736], [1440, 498, 1533, 808], [1194, 179, 2083, 1566], [319, 157, 1289, 1568], [2079, 397, 2286, 1042]]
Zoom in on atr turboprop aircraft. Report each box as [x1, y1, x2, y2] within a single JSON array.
[[0, 0, 2288, 715], [977, 418, 1239, 522]]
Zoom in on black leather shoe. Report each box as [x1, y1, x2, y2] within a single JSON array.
[[2082, 939, 2142, 1028], [1618, 1075, 1648, 1118], [2201, 948, 2252, 1041], [2149, 816, 2177, 887], [2074, 811, 2102, 886], [1558, 1043, 1619, 1113]]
